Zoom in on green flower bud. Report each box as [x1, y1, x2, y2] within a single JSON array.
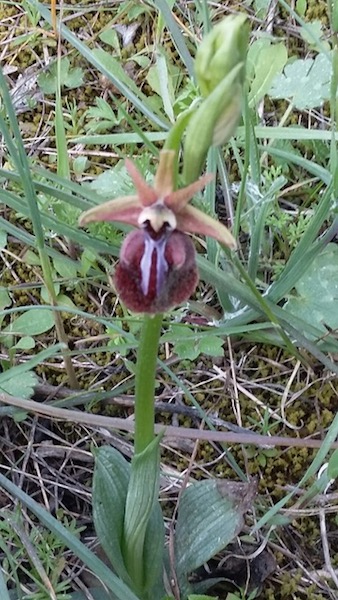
[[183, 64, 243, 183], [183, 14, 249, 183], [195, 14, 249, 97]]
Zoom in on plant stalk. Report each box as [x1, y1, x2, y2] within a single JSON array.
[[134, 314, 163, 454]]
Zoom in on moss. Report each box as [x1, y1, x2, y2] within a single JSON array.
[[306, 0, 329, 23]]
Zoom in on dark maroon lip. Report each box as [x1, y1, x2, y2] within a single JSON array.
[[114, 229, 199, 314]]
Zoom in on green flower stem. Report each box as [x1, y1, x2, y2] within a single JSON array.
[[134, 314, 163, 454]]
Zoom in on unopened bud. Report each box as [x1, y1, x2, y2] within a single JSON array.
[[183, 64, 243, 183], [195, 14, 249, 97], [183, 15, 249, 183]]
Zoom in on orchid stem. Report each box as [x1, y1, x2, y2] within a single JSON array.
[[134, 314, 163, 454]]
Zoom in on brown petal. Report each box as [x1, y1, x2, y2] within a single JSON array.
[[153, 150, 175, 198], [79, 196, 141, 227], [165, 173, 214, 212], [176, 204, 237, 248], [125, 159, 158, 207]]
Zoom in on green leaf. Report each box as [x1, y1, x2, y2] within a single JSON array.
[[142, 502, 166, 599], [0, 566, 11, 600], [248, 39, 288, 106], [198, 336, 224, 357], [99, 28, 121, 54], [269, 53, 332, 109], [73, 155, 88, 176], [296, 0, 307, 16], [124, 436, 162, 595], [38, 57, 84, 94], [40, 284, 60, 304], [2, 308, 55, 336], [53, 255, 78, 280], [171, 329, 224, 361], [13, 336, 35, 350], [89, 163, 132, 198], [0, 288, 11, 310], [284, 244, 338, 335], [147, 48, 176, 122], [80, 248, 98, 276], [299, 20, 329, 51], [92, 446, 133, 587], [254, 0, 270, 18], [91, 49, 139, 96], [174, 339, 200, 361], [56, 293, 77, 309], [174, 480, 257, 596], [0, 370, 37, 399], [23, 248, 41, 265], [85, 97, 120, 134]]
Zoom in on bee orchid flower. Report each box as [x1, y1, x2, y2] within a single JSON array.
[[79, 150, 236, 314]]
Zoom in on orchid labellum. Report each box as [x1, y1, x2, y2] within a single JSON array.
[[79, 151, 236, 314]]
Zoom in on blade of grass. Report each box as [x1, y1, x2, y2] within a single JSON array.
[[0, 67, 78, 387], [152, 0, 194, 77], [55, 57, 70, 179], [260, 145, 331, 185], [239, 125, 338, 142], [0, 343, 66, 386], [72, 132, 168, 146], [0, 568, 11, 600], [0, 212, 115, 259], [267, 182, 333, 302], [253, 411, 338, 532], [159, 358, 246, 480], [0, 187, 120, 259], [28, 0, 169, 130], [0, 474, 140, 600], [0, 305, 136, 345], [233, 89, 251, 238]]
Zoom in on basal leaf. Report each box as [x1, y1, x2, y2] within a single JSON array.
[[142, 501, 166, 600], [174, 480, 257, 596], [92, 446, 133, 587], [123, 436, 162, 596]]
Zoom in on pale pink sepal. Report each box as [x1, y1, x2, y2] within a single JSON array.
[[78, 195, 141, 227], [125, 159, 157, 207], [176, 204, 237, 249], [167, 173, 214, 212]]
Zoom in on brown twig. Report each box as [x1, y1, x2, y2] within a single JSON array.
[[1, 393, 338, 449]]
